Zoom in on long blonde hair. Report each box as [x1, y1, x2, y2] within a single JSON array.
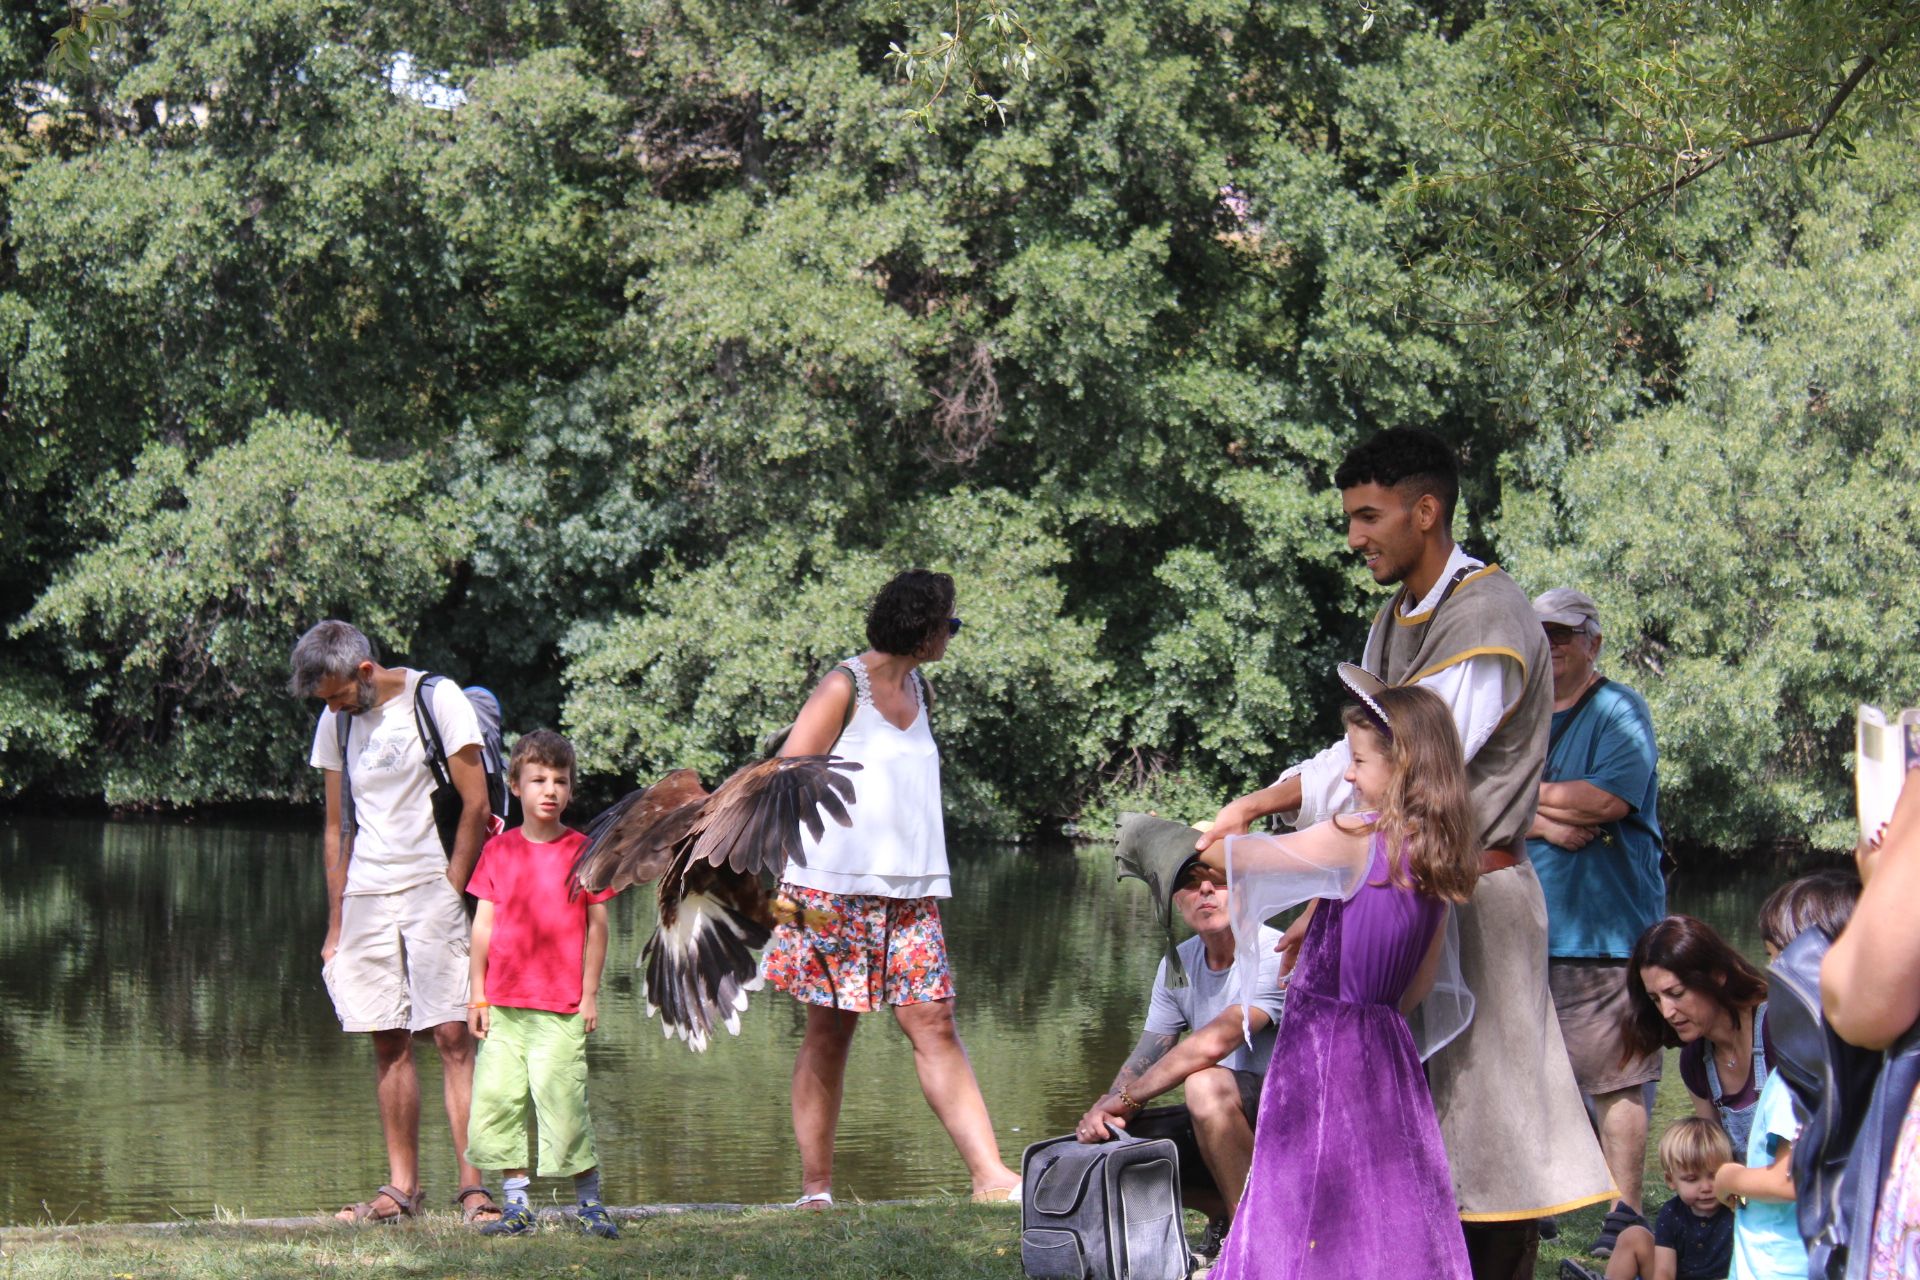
[[1341, 684, 1477, 903]]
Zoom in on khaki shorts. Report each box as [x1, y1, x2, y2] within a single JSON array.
[[323, 877, 470, 1033], [1548, 958, 1663, 1096]]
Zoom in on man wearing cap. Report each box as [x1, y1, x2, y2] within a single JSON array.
[[1195, 428, 1613, 1280], [1527, 588, 1666, 1258], [1075, 815, 1288, 1254]]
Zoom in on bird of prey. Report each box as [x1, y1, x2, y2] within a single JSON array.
[[570, 755, 860, 1051]]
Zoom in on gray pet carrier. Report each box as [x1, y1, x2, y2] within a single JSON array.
[[1020, 1131, 1192, 1280]]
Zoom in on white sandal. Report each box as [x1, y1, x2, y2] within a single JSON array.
[[791, 1190, 834, 1210]]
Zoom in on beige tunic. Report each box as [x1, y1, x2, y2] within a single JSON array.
[[1368, 563, 1615, 1220]]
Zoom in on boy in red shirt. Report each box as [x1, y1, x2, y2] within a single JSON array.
[[465, 730, 619, 1238]]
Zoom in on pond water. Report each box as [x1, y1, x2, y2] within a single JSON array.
[[0, 813, 1805, 1225]]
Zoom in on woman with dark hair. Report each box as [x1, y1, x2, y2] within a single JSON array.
[[1623, 916, 1771, 1150], [758, 569, 1022, 1208]]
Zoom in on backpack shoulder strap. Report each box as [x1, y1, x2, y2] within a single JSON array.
[[913, 669, 935, 733], [1548, 677, 1610, 752], [413, 673, 453, 789], [830, 662, 860, 733], [335, 709, 356, 842]]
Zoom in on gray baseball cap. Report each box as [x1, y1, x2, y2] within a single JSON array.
[[1532, 587, 1601, 632]]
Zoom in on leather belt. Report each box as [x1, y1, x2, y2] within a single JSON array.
[[1479, 846, 1520, 873]]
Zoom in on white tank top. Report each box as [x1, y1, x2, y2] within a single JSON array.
[[781, 655, 951, 900]]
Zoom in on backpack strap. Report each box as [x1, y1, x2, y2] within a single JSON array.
[[413, 673, 454, 790], [914, 669, 935, 736], [336, 709, 357, 845], [1548, 676, 1610, 752]]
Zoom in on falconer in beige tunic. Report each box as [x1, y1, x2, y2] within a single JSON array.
[[1360, 555, 1615, 1222]]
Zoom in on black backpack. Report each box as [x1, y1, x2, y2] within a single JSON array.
[[1020, 1131, 1191, 1280], [1768, 929, 1883, 1277], [336, 674, 510, 855], [1768, 927, 1920, 1279]]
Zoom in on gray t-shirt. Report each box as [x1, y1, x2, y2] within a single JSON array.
[[1143, 928, 1287, 1075]]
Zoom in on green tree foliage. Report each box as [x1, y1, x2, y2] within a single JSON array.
[[5, 0, 1917, 846], [1412, 0, 1920, 313], [1497, 155, 1920, 849], [562, 491, 1111, 828], [13, 415, 469, 804]]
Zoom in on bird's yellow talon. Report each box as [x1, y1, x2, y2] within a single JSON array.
[[770, 895, 836, 929]]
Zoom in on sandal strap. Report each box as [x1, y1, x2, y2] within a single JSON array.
[[453, 1184, 496, 1207], [792, 1191, 834, 1207], [376, 1184, 418, 1217]]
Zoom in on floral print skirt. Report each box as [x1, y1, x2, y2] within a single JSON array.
[[1869, 1084, 1920, 1280], [760, 884, 955, 1012]]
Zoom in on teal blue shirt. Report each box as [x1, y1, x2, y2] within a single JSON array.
[[1730, 1072, 1807, 1280], [1527, 678, 1665, 958]]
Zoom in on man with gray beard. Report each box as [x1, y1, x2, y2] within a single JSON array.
[[288, 620, 499, 1226]]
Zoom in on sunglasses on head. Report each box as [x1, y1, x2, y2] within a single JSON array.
[[947, 617, 963, 636]]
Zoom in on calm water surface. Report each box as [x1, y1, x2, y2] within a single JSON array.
[[0, 814, 1803, 1224]]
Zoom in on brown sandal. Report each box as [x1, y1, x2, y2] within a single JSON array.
[[335, 1183, 419, 1224], [454, 1184, 502, 1225]]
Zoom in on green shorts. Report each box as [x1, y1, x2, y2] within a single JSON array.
[[465, 1005, 598, 1177]]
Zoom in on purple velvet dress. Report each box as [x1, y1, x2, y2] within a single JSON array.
[[1211, 837, 1471, 1280]]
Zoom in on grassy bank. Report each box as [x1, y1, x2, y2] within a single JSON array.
[[0, 1200, 1021, 1279], [0, 1060, 1697, 1280], [0, 1197, 1650, 1280]]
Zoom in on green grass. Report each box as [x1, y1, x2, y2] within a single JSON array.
[[0, 1201, 1022, 1280], [0, 1054, 1699, 1280]]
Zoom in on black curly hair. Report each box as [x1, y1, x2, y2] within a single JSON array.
[[1332, 427, 1459, 523], [866, 569, 956, 656]]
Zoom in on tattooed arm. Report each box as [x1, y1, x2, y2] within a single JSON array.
[[1075, 1028, 1178, 1143]]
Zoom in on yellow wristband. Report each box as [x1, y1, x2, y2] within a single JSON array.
[[468, 1001, 490, 1009]]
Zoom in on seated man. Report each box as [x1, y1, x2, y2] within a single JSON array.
[[1075, 845, 1286, 1254]]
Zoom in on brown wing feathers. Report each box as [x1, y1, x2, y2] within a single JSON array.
[[577, 755, 860, 1052], [687, 755, 860, 874], [569, 768, 709, 893]]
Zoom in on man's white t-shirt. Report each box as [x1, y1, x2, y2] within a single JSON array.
[[310, 671, 481, 897]]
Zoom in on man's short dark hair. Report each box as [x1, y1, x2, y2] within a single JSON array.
[[1333, 427, 1459, 523], [866, 569, 956, 656], [287, 620, 375, 697]]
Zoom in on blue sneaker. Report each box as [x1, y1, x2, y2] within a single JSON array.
[[479, 1203, 536, 1237], [577, 1200, 620, 1239]]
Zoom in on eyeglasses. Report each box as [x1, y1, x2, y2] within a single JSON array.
[[1176, 865, 1228, 892], [947, 617, 963, 636], [1543, 625, 1590, 646]]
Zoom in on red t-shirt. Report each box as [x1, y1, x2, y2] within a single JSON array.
[[468, 827, 617, 1014]]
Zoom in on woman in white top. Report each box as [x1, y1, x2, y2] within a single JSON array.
[[759, 569, 1022, 1207]]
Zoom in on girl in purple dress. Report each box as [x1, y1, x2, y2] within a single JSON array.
[[1205, 675, 1479, 1280]]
